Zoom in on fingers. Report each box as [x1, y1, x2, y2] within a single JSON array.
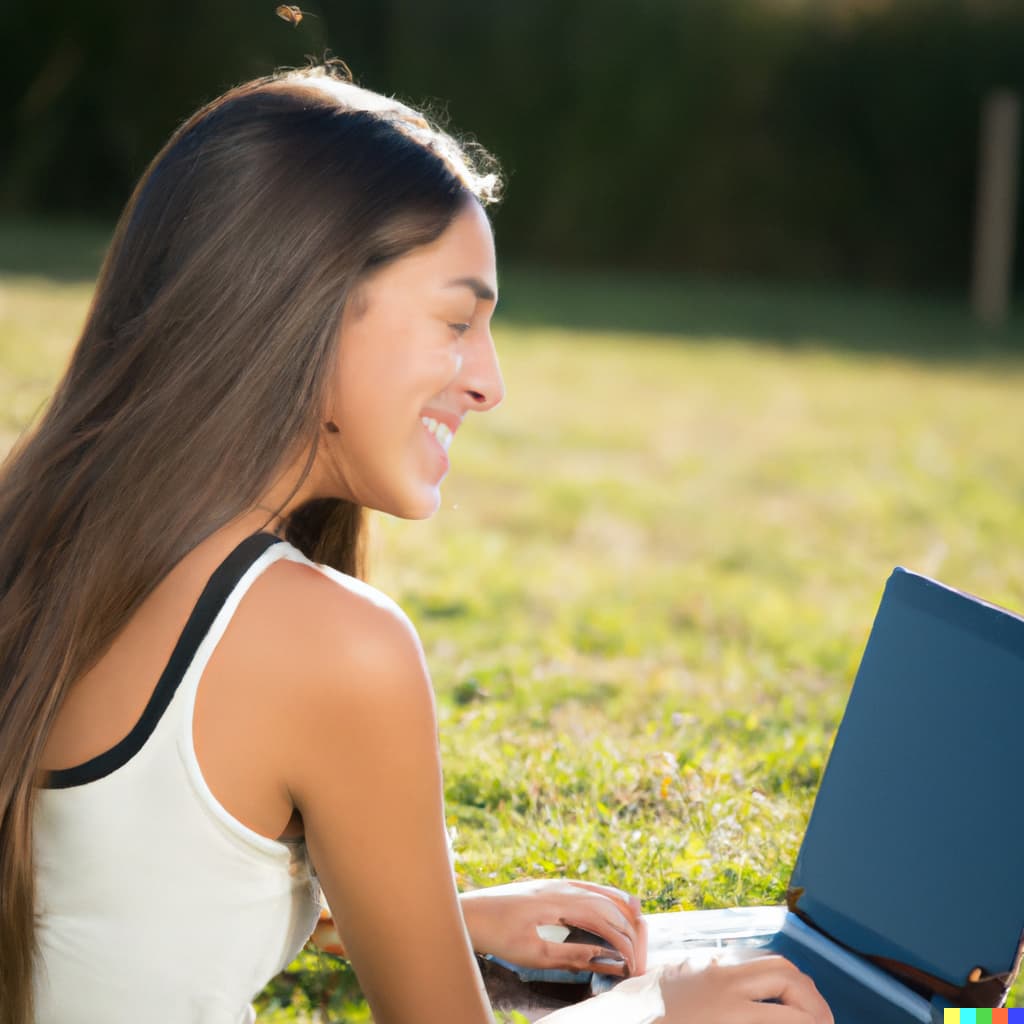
[[566, 880, 641, 912], [567, 880, 648, 973], [547, 941, 629, 977], [523, 878, 648, 975], [730, 957, 833, 1024], [566, 880, 644, 927], [560, 916, 637, 976], [653, 958, 832, 1024], [634, 910, 649, 973], [557, 883, 644, 974]]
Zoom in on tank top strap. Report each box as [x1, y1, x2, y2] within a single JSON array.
[[43, 532, 284, 790]]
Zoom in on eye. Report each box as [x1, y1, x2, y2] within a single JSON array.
[[449, 322, 472, 337]]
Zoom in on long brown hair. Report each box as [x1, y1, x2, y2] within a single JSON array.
[[0, 65, 500, 1024]]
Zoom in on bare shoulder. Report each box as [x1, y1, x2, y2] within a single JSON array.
[[223, 552, 438, 827], [244, 554, 428, 701], [187, 541, 439, 851]]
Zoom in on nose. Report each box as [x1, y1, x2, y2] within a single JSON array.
[[462, 329, 505, 412]]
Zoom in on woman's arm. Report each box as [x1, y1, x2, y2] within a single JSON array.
[[275, 566, 493, 1024], [314, 879, 648, 977], [269, 566, 832, 1024]]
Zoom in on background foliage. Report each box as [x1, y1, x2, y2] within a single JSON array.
[[4, 0, 1024, 291]]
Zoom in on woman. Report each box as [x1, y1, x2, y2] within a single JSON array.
[[0, 67, 833, 1024]]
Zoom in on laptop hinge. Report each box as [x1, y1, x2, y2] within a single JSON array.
[[785, 886, 1021, 1009]]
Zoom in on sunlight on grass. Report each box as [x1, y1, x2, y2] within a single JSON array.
[[3, 237, 1022, 1017]]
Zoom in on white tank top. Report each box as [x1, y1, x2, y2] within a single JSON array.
[[32, 534, 342, 1024]]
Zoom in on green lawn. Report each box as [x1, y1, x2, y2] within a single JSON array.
[[3, 223, 1022, 1019]]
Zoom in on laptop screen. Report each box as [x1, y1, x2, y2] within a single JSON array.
[[788, 567, 1024, 988]]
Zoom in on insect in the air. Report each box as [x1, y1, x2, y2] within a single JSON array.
[[275, 5, 305, 26]]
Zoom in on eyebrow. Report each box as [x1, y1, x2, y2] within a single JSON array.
[[444, 276, 497, 303]]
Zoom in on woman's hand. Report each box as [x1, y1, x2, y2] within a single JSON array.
[[535, 957, 833, 1024], [459, 879, 648, 977], [648, 956, 834, 1024]]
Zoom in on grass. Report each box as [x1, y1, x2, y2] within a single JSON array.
[[3, 222, 1023, 1018]]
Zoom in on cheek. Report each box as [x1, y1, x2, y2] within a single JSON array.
[[330, 323, 458, 427], [423, 340, 463, 387], [382, 339, 462, 397]]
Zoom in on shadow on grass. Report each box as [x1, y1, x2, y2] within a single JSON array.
[[3, 220, 1022, 364]]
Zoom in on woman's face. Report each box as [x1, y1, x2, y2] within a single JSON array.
[[319, 198, 502, 519]]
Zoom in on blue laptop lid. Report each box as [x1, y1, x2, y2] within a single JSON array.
[[788, 568, 1024, 992]]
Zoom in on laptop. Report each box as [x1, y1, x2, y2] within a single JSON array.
[[490, 568, 1024, 1021]]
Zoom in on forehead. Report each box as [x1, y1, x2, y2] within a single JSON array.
[[381, 201, 497, 295]]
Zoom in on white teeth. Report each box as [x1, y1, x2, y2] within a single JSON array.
[[420, 416, 454, 453]]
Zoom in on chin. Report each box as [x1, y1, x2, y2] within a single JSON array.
[[383, 487, 442, 521]]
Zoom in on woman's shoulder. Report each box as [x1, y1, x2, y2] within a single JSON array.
[[290, 551, 404, 620], [267, 546, 406, 622], [234, 546, 439, 824], [214, 543, 433, 798], [242, 545, 427, 695]]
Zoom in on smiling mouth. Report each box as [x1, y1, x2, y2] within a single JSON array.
[[421, 416, 454, 453]]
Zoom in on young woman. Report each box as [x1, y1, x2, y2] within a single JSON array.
[[0, 67, 833, 1024]]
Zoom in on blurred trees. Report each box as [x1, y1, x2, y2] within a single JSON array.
[[2, 0, 1023, 291]]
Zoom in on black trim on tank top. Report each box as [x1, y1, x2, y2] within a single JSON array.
[[43, 532, 284, 790]]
